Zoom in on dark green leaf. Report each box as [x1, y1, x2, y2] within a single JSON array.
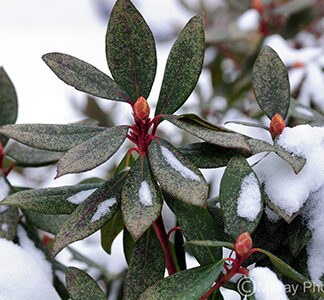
[[289, 98, 324, 122], [0, 124, 106, 151], [257, 248, 324, 297], [24, 210, 68, 235], [122, 156, 162, 240], [139, 261, 225, 300], [52, 173, 126, 256], [163, 115, 252, 152], [149, 138, 208, 207], [42, 53, 131, 103], [185, 240, 234, 249], [124, 227, 165, 300], [101, 208, 124, 254], [0, 67, 18, 147], [65, 267, 106, 300], [155, 14, 205, 115], [0, 206, 19, 240], [5, 142, 63, 167], [252, 46, 290, 119], [123, 227, 135, 265], [1, 182, 103, 214], [179, 142, 250, 168], [106, 0, 156, 101], [220, 156, 263, 239], [56, 126, 128, 177], [225, 121, 269, 130], [165, 193, 223, 265]]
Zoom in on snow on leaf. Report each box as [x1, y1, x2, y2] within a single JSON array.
[[90, 198, 117, 223], [139, 181, 152, 206], [67, 188, 97, 204]]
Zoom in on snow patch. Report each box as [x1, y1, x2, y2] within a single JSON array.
[[249, 267, 289, 300], [254, 125, 324, 216], [295, 106, 314, 118], [139, 181, 152, 206], [90, 198, 116, 223], [1, 223, 8, 232], [67, 188, 96, 204], [237, 9, 260, 32], [161, 146, 200, 181], [237, 172, 261, 221]]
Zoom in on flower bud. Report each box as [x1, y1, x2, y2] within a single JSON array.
[[252, 0, 263, 13], [133, 97, 150, 122], [235, 232, 252, 257], [270, 113, 285, 140]]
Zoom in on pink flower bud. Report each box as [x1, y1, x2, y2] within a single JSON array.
[[235, 232, 252, 257], [133, 97, 150, 122]]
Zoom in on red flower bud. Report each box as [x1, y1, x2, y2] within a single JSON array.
[[252, 0, 263, 13], [270, 113, 285, 140], [42, 234, 53, 247], [235, 232, 252, 257], [133, 97, 150, 122]]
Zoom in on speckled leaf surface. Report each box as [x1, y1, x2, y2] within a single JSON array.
[[165, 193, 223, 265], [42, 53, 131, 104], [149, 138, 208, 207], [185, 240, 234, 249], [52, 173, 126, 256], [0, 124, 106, 151], [123, 227, 135, 265], [56, 126, 128, 177], [155, 14, 205, 115], [24, 210, 68, 235], [252, 46, 290, 119], [0, 206, 19, 240], [245, 138, 274, 155], [0, 182, 103, 214], [219, 156, 263, 239], [66, 267, 106, 300], [139, 261, 224, 300], [5, 142, 63, 167], [124, 227, 165, 300], [0, 67, 18, 147], [179, 142, 250, 168], [162, 115, 251, 152], [106, 0, 156, 102], [122, 156, 162, 241]]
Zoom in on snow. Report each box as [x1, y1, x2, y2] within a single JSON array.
[[90, 198, 116, 223], [264, 207, 280, 223], [0, 227, 60, 300], [237, 9, 260, 32], [0, 176, 11, 213], [254, 125, 324, 216], [161, 146, 200, 182], [1, 224, 8, 232], [139, 181, 152, 206], [295, 106, 314, 118], [237, 172, 261, 221], [67, 188, 97, 204], [249, 267, 289, 300]]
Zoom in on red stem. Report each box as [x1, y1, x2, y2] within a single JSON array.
[[154, 215, 177, 276], [166, 226, 181, 241], [4, 163, 15, 176]]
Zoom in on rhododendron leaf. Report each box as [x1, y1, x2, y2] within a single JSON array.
[[122, 156, 162, 241], [106, 0, 156, 102], [66, 267, 106, 300], [124, 227, 165, 299], [155, 14, 205, 115], [149, 138, 208, 207], [185, 240, 234, 250], [56, 126, 128, 177], [0, 207, 19, 241], [220, 156, 263, 239], [252, 46, 290, 120], [0, 67, 18, 147], [42, 53, 131, 103], [139, 261, 224, 300]]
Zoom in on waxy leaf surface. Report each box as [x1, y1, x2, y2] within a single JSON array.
[[106, 0, 156, 102]]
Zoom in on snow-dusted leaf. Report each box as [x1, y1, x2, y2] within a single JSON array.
[[23, 211, 68, 235], [56, 126, 128, 177], [139, 261, 225, 300], [106, 0, 156, 102], [149, 138, 208, 207], [225, 120, 269, 130], [52, 173, 126, 256], [220, 156, 263, 239], [289, 98, 324, 122], [42, 53, 131, 104], [252, 46, 290, 120], [185, 240, 234, 249], [66, 267, 106, 300], [0, 124, 106, 151], [162, 114, 252, 152], [5, 142, 64, 167], [122, 156, 162, 241], [165, 193, 223, 265], [0, 67, 18, 147], [0, 206, 19, 240], [155, 14, 205, 115], [1, 183, 102, 214], [124, 227, 165, 300]]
